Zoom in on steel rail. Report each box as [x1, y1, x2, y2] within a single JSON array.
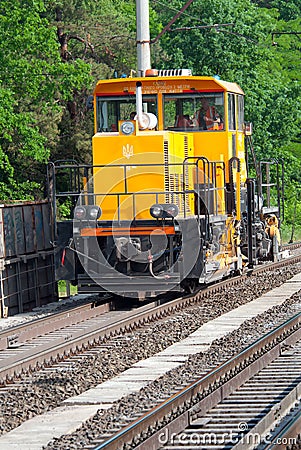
[[0, 300, 161, 384], [258, 408, 301, 450], [283, 241, 301, 251], [0, 252, 301, 386], [0, 298, 113, 351], [92, 313, 301, 450], [0, 245, 300, 352], [0, 268, 267, 384]]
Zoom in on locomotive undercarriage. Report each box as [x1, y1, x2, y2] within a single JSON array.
[[55, 194, 281, 299], [55, 213, 279, 299], [70, 217, 205, 297], [62, 213, 249, 297]]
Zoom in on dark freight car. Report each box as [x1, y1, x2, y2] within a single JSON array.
[[0, 201, 57, 317]]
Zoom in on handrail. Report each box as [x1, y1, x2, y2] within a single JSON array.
[[48, 159, 226, 224]]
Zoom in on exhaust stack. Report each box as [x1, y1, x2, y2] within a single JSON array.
[[136, 0, 151, 77], [135, 81, 157, 130]]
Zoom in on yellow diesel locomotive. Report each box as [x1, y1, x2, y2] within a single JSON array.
[[48, 69, 283, 298]]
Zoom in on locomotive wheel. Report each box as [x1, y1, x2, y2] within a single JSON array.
[[181, 279, 198, 294]]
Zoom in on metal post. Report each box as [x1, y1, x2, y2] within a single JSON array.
[[34, 257, 40, 307], [281, 160, 285, 222], [136, 0, 151, 76], [0, 261, 7, 318], [266, 163, 270, 208], [246, 179, 255, 268], [17, 261, 23, 313], [66, 280, 71, 298]]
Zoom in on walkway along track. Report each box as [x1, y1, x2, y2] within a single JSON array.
[[0, 253, 301, 386], [90, 312, 301, 450]]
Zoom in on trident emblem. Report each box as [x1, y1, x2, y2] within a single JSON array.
[[122, 144, 134, 159]]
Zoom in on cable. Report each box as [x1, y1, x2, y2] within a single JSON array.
[[171, 23, 259, 45], [151, 0, 198, 22]]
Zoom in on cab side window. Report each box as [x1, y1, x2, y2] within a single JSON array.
[[238, 95, 244, 131], [228, 94, 236, 131]]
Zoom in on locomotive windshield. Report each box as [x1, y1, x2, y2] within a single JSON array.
[[163, 92, 224, 131], [96, 95, 157, 132]]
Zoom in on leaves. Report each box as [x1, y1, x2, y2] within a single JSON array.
[[0, 0, 91, 199], [0, 0, 300, 213]]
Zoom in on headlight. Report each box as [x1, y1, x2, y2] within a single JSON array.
[[120, 121, 135, 135], [150, 204, 164, 218], [74, 205, 102, 220], [149, 203, 179, 219], [88, 205, 102, 219], [74, 206, 86, 220], [164, 203, 179, 218]]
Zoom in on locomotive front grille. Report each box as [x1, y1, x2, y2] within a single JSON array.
[[164, 140, 170, 204], [184, 136, 190, 215]]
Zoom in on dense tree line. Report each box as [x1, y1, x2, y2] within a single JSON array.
[[0, 0, 300, 233], [152, 0, 301, 235]]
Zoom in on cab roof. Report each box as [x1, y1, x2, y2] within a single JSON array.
[[94, 75, 244, 96]]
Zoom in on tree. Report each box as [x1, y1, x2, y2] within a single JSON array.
[[0, 0, 91, 199], [152, 0, 301, 238], [152, 1, 300, 156], [41, 0, 141, 164]]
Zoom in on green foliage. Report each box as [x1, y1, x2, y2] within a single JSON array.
[[0, 0, 91, 199], [57, 197, 73, 219], [0, 0, 300, 226], [282, 182, 301, 243], [254, 0, 301, 21], [58, 280, 77, 297], [153, 0, 301, 195]]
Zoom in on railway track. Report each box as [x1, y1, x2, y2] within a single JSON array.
[[0, 297, 111, 351], [1, 252, 301, 386], [0, 256, 300, 448], [0, 298, 162, 384], [87, 313, 301, 450]]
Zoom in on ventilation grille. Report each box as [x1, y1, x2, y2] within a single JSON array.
[[163, 140, 170, 203], [167, 175, 179, 209], [183, 136, 190, 214], [169, 174, 175, 204]]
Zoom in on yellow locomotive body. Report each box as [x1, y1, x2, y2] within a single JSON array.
[[49, 70, 282, 297], [92, 75, 247, 221]]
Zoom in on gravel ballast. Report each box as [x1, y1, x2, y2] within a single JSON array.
[[0, 264, 300, 448]]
